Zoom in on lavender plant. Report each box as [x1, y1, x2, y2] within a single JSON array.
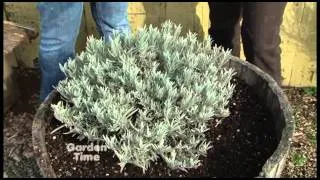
[[51, 20, 236, 173]]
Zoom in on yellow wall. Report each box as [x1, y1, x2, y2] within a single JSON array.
[[4, 2, 317, 87]]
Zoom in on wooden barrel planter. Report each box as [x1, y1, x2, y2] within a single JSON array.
[[32, 56, 294, 178]]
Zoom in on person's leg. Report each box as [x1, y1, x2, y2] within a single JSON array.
[[241, 2, 287, 85], [38, 2, 83, 101], [208, 2, 242, 56], [90, 2, 130, 42]]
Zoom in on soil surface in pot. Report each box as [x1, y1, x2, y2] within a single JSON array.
[[44, 77, 278, 178]]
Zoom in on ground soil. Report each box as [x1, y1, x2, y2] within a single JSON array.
[[45, 77, 278, 178], [281, 88, 317, 178], [3, 67, 41, 178], [4, 67, 316, 178]]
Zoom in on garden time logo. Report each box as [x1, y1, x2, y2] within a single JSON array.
[[66, 143, 108, 162]]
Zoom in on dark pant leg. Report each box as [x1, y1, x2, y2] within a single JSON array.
[[241, 2, 287, 85], [208, 2, 242, 56]]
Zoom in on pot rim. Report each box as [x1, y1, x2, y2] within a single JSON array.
[[229, 56, 294, 178]]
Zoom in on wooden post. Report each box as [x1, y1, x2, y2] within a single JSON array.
[[3, 20, 38, 112]]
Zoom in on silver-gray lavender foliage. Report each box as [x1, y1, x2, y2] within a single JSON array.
[[51, 20, 236, 173]]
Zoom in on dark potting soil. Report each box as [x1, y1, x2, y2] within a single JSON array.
[[44, 77, 278, 178]]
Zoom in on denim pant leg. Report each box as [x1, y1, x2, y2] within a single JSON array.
[[38, 2, 83, 101], [91, 2, 130, 42], [241, 2, 287, 85]]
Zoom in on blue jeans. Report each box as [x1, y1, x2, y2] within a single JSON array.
[[38, 2, 130, 101]]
